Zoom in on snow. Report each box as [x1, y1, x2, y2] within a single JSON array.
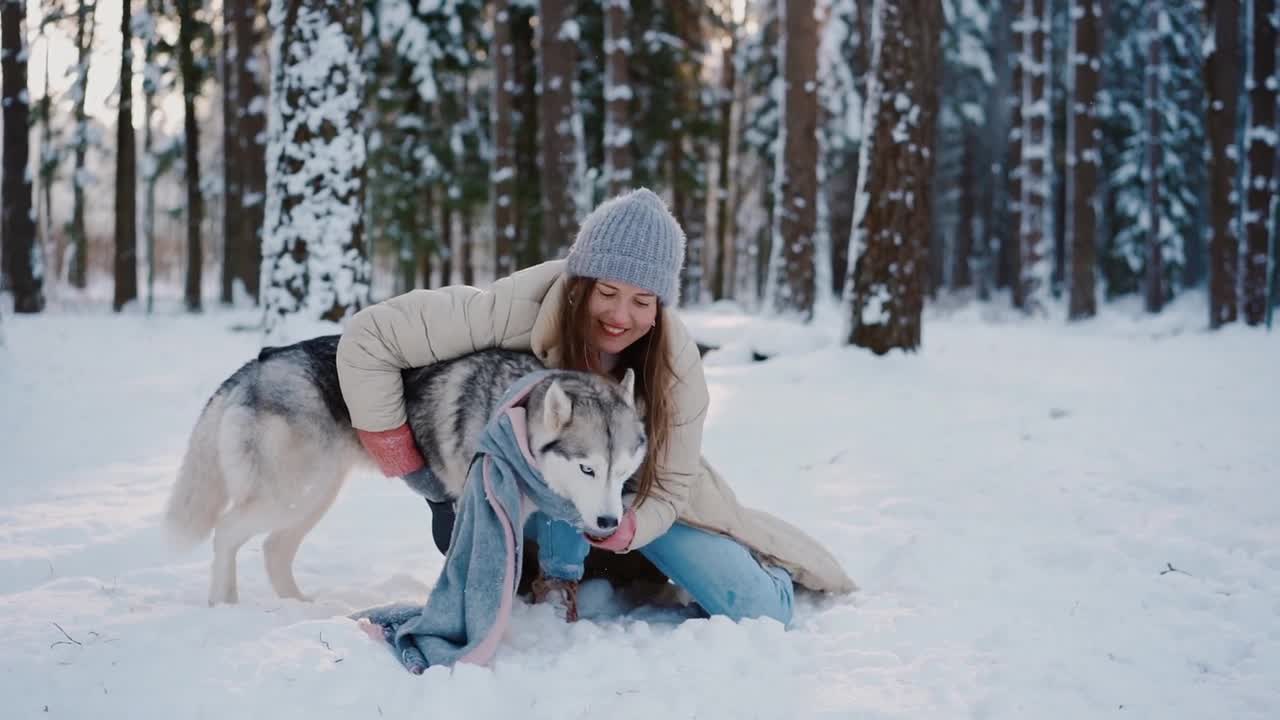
[[1, 294, 1278, 719]]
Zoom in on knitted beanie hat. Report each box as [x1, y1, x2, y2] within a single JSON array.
[[565, 188, 686, 306]]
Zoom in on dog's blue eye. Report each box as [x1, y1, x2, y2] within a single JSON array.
[[579, 464, 595, 476]]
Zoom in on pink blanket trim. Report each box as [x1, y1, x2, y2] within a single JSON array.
[[457, 383, 541, 666]]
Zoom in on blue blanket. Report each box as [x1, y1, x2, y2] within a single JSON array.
[[352, 371, 585, 673]]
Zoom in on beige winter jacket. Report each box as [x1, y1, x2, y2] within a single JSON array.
[[335, 260, 856, 595]]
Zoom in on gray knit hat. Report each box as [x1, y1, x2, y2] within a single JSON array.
[[565, 188, 686, 306]]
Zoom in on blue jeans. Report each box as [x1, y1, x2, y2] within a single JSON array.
[[524, 512, 795, 626]]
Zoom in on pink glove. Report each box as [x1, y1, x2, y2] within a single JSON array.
[[356, 424, 426, 477], [586, 509, 636, 552]]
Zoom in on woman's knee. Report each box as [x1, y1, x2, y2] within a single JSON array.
[[640, 524, 795, 626], [717, 565, 794, 626]]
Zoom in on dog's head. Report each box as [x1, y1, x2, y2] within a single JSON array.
[[525, 369, 647, 538]]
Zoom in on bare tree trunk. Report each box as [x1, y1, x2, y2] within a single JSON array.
[[1205, 0, 1241, 327], [604, 0, 632, 195], [1243, 0, 1276, 324], [68, 1, 97, 290], [420, 183, 436, 288], [178, 0, 203, 311], [844, 0, 942, 352], [952, 128, 977, 289], [114, 0, 138, 311], [460, 206, 474, 285], [236, 0, 266, 303], [2, 0, 44, 312], [221, 0, 241, 304], [772, 0, 819, 318], [441, 196, 454, 284], [1143, 3, 1165, 313], [1066, 0, 1099, 319], [537, 0, 579, 259], [712, 34, 736, 300], [491, 0, 517, 278]]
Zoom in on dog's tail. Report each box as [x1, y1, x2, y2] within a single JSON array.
[[165, 394, 231, 551]]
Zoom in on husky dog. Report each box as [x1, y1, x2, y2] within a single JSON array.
[[164, 336, 647, 605]]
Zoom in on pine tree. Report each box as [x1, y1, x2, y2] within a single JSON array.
[[769, 0, 819, 317], [35, 4, 59, 292], [177, 0, 207, 311], [710, 21, 737, 301], [220, 0, 242, 305], [1002, 0, 1024, 292], [67, 0, 97, 290], [1066, 0, 1101, 319], [237, 0, 267, 303], [492, 0, 518, 278], [936, 0, 996, 294], [1242, 0, 1277, 324], [1016, 0, 1053, 313], [844, 0, 943, 353], [262, 0, 369, 340], [137, 0, 176, 313], [537, 0, 582, 257], [1204, 0, 1241, 327], [114, 0, 138, 312], [736, 2, 779, 304], [1100, 0, 1204, 304], [603, 0, 633, 195], [817, 0, 865, 301], [2, 0, 45, 312]]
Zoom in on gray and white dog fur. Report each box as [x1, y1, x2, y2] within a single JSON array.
[[164, 336, 647, 606]]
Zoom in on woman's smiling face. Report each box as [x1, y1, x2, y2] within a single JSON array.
[[585, 280, 659, 354]]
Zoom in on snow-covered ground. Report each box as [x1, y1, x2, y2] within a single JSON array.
[[1, 293, 1277, 719]]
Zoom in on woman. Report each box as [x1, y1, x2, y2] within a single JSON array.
[[336, 188, 854, 625]]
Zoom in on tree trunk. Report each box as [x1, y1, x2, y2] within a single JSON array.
[[2, 0, 44, 312], [1204, 0, 1240, 327], [460, 205, 474, 285], [712, 34, 736, 301], [420, 183, 436, 288], [604, 0, 633, 195], [771, 0, 819, 318], [844, 0, 942, 352], [178, 0, 203, 311], [68, 1, 96, 290], [441, 195, 454, 284], [537, 0, 579, 259], [1243, 0, 1276, 324], [951, 127, 977, 289], [39, 27, 55, 293], [235, 0, 266, 303], [492, 0, 517, 278], [262, 0, 369, 340], [142, 0, 158, 313], [1017, 0, 1052, 313], [512, 3, 541, 269], [114, 0, 138, 311], [1002, 0, 1023, 292], [221, 0, 242, 304], [1143, 3, 1164, 313], [1066, 0, 1099, 319]]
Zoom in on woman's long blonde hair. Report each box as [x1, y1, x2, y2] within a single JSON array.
[[556, 276, 677, 507]]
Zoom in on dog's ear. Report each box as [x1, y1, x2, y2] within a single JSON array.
[[543, 380, 573, 433], [620, 368, 636, 407]]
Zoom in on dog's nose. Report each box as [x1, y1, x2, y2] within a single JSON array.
[[596, 515, 618, 530]]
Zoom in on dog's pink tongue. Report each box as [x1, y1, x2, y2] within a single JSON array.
[[504, 407, 538, 469]]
